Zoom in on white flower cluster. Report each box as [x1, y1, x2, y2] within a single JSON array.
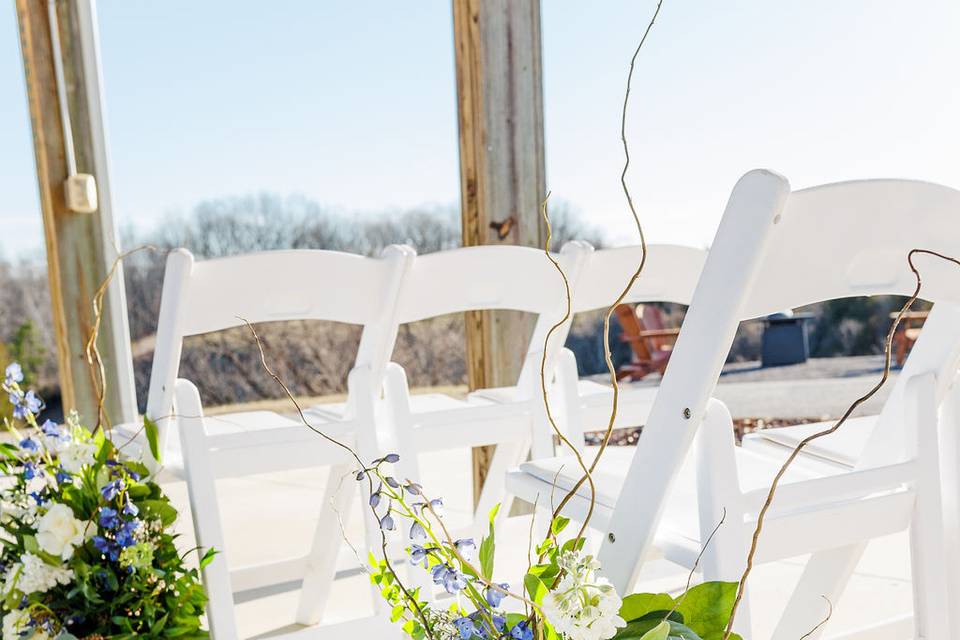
[[3, 553, 73, 597], [541, 551, 626, 640], [2, 609, 49, 640]]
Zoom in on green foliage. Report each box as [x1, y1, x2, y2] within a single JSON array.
[[8, 321, 46, 388], [613, 582, 743, 640], [0, 375, 211, 638]]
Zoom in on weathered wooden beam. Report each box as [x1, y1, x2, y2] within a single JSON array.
[[453, 0, 547, 505], [16, 0, 137, 424]]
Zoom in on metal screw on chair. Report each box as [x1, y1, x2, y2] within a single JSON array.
[[608, 532, 616, 543], [682, 407, 691, 419]]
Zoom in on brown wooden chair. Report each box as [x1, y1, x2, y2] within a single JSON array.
[[892, 309, 929, 366], [614, 303, 680, 380]]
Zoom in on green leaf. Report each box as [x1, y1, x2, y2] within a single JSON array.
[[612, 619, 702, 640], [551, 515, 570, 536], [479, 503, 499, 581], [198, 547, 217, 569], [144, 415, 161, 463], [675, 582, 738, 638], [523, 573, 549, 605], [640, 621, 671, 640], [139, 499, 178, 526], [620, 593, 677, 622]]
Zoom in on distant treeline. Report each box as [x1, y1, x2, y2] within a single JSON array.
[[0, 193, 912, 412]]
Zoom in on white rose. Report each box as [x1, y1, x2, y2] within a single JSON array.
[[58, 440, 96, 474], [35, 503, 87, 560]]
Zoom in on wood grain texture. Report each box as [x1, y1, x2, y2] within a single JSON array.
[[15, 0, 135, 423], [453, 0, 547, 504]]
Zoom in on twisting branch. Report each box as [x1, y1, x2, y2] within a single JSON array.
[[722, 249, 960, 639], [549, 0, 664, 528], [85, 245, 158, 433], [798, 597, 833, 640]]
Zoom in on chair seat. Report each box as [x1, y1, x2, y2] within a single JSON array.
[[741, 415, 878, 468], [510, 443, 836, 566], [116, 410, 355, 480]]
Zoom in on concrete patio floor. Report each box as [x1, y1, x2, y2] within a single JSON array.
[[162, 444, 914, 639]]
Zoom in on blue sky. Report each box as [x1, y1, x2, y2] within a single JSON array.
[[2, 1, 959, 260]]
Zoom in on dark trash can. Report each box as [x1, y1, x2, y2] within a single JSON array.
[[761, 312, 813, 367]]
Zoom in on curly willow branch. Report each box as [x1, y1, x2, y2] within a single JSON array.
[[546, 0, 664, 533], [85, 244, 158, 433], [722, 249, 960, 639]]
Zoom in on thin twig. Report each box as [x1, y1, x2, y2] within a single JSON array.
[[550, 0, 664, 528], [665, 508, 726, 622], [798, 597, 833, 640], [722, 249, 960, 639]]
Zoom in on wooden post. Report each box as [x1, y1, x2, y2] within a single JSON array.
[[453, 0, 547, 505], [16, 0, 137, 424]]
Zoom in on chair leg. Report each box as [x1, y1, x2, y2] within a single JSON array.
[[176, 380, 240, 640], [473, 438, 531, 535], [296, 462, 357, 625], [772, 544, 865, 640], [907, 372, 951, 640]]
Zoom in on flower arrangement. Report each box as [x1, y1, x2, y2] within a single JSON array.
[[359, 454, 741, 640], [0, 363, 210, 639]]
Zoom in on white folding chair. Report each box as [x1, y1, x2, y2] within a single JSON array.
[[378, 242, 592, 537], [507, 171, 960, 639], [740, 303, 960, 470], [143, 247, 414, 638], [544, 244, 706, 451]]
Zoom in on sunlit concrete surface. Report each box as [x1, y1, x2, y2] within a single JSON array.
[[163, 445, 912, 639]]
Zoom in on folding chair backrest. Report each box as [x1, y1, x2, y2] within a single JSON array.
[[522, 244, 706, 388], [571, 244, 706, 313], [600, 170, 960, 590], [394, 243, 593, 388], [144, 246, 415, 457]]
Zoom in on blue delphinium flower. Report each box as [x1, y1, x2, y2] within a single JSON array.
[[510, 620, 533, 640], [379, 513, 396, 531], [428, 498, 444, 516], [409, 544, 428, 566], [383, 453, 400, 464], [29, 492, 45, 505], [93, 536, 120, 561], [116, 520, 140, 548], [18, 438, 38, 452], [384, 476, 400, 489], [484, 582, 510, 608], [55, 468, 71, 484], [405, 482, 422, 496], [442, 567, 467, 594], [11, 389, 43, 419], [101, 479, 124, 500], [454, 538, 477, 561], [40, 419, 60, 437], [22, 462, 36, 480], [454, 617, 479, 639], [409, 521, 426, 541], [122, 499, 139, 517], [431, 563, 450, 585], [369, 491, 382, 509], [99, 507, 121, 530], [5, 362, 23, 385]]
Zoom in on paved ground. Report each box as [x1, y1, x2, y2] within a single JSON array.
[[162, 447, 914, 639], [162, 356, 915, 638], [614, 355, 899, 420]]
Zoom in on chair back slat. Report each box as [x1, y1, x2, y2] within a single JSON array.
[[571, 244, 706, 312], [395, 245, 587, 323], [740, 179, 960, 319], [179, 249, 410, 335]]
